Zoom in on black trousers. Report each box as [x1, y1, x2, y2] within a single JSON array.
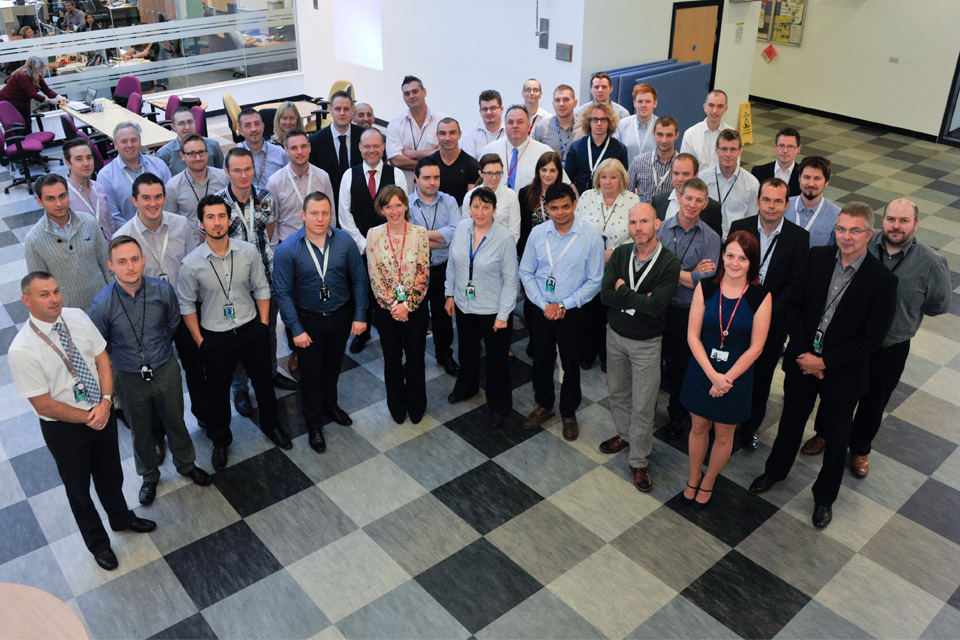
[[297, 306, 352, 430], [375, 304, 428, 418], [453, 309, 513, 417], [40, 412, 134, 555], [580, 293, 607, 367], [663, 304, 691, 421], [173, 318, 206, 423], [764, 367, 859, 507], [526, 299, 584, 419], [201, 319, 278, 448], [426, 262, 454, 363], [740, 324, 788, 433]]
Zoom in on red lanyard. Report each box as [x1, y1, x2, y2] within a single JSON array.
[[718, 283, 748, 349], [387, 222, 408, 281], [30, 319, 80, 380]]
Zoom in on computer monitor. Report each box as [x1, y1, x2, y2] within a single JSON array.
[[84, 87, 97, 104]]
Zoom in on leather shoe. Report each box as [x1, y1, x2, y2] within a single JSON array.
[[114, 517, 157, 533], [233, 392, 253, 417], [664, 418, 686, 439], [324, 406, 353, 426], [522, 405, 554, 430], [212, 446, 228, 471], [801, 435, 826, 455], [850, 454, 869, 478], [273, 372, 300, 390], [154, 438, 166, 464], [562, 416, 579, 441], [812, 504, 833, 529], [186, 467, 212, 486], [580, 361, 593, 371], [287, 351, 299, 373], [349, 334, 368, 354], [390, 408, 406, 424], [489, 413, 505, 429], [599, 435, 629, 454], [409, 409, 424, 425], [440, 358, 460, 376], [447, 389, 478, 404], [138, 481, 157, 505], [266, 427, 293, 450], [749, 473, 778, 494], [308, 428, 326, 453], [740, 429, 759, 450], [631, 466, 652, 492], [94, 548, 118, 571]]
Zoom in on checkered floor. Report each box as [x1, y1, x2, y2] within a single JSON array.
[[1, 102, 959, 639]]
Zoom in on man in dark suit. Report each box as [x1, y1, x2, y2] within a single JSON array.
[[309, 90, 364, 211], [729, 177, 809, 449], [750, 127, 801, 198], [652, 152, 722, 238], [749, 202, 897, 530]]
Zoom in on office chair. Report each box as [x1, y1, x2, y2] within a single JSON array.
[[223, 93, 242, 143], [310, 80, 354, 128], [191, 105, 207, 137], [0, 127, 46, 194], [113, 75, 141, 109], [0, 101, 55, 169], [258, 108, 275, 142]]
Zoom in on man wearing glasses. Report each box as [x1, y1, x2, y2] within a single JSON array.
[[482, 105, 563, 192], [164, 134, 229, 232], [521, 78, 552, 131], [750, 127, 802, 197], [157, 107, 224, 176]]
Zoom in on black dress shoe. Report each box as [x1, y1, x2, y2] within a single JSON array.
[[741, 429, 759, 450], [266, 427, 293, 449], [138, 481, 157, 505], [489, 413, 505, 429], [749, 473, 778, 494], [233, 392, 253, 417], [115, 517, 157, 533], [389, 408, 406, 424], [441, 358, 460, 376], [308, 428, 326, 453], [812, 504, 833, 529], [664, 418, 685, 439], [273, 372, 300, 390], [349, 334, 368, 354], [324, 406, 353, 426], [409, 409, 424, 425], [447, 389, 478, 404], [94, 548, 119, 571], [212, 446, 228, 471], [186, 467, 212, 486]]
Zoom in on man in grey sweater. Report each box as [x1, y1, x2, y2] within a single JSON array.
[[24, 174, 112, 310]]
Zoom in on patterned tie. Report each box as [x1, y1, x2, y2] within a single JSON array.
[[367, 169, 377, 199], [507, 146, 518, 189], [53, 322, 101, 405], [338, 134, 348, 172]]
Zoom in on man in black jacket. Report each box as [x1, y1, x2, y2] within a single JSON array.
[[750, 127, 802, 198], [651, 152, 722, 238], [750, 202, 897, 530], [309, 91, 364, 211], [729, 178, 809, 449]]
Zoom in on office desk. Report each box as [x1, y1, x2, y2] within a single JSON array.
[[0, 583, 88, 639], [63, 98, 176, 148], [148, 96, 209, 112]]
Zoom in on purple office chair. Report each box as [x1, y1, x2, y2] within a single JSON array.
[[0, 101, 55, 146], [155, 94, 180, 129], [0, 127, 46, 194], [114, 75, 141, 109], [191, 105, 207, 137], [60, 115, 116, 172], [126, 91, 142, 115]]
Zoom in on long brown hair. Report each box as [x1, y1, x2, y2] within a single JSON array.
[[525, 151, 563, 211], [714, 230, 761, 285]]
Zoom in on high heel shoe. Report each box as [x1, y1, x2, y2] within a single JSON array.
[[693, 486, 713, 510], [681, 479, 701, 506]]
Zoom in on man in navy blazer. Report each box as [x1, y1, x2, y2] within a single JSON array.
[[750, 127, 802, 198], [309, 91, 364, 211]]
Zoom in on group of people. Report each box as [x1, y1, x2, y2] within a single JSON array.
[[10, 72, 953, 572]]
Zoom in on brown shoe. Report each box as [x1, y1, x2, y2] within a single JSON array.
[[632, 467, 652, 492], [850, 454, 869, 478], [288, 351, 299, 373], [562, 417, 579, 441], [522, 405, 554, 430], [599, 435, 629, 454], [155, 439, 166, 465], [801, 435, 826, 455]]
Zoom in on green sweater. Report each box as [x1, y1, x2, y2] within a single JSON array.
[[601, 242, 681, 341]]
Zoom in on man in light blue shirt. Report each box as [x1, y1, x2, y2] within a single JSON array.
[[786, 156, 840, 247], [236, 107, 289, 190], [519, 182, 604, 441], [98, 122, 172, 230]]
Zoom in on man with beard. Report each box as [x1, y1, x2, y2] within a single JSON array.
[[786, 156, 841, 248]]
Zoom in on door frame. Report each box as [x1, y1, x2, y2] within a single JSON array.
[[669, 0, 724, 91], [939, 49, 960, 147]]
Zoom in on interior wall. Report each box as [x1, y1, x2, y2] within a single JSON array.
[[749, 0, 960, 136], [712, 0, 761, 117]]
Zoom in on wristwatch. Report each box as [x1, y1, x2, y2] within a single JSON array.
[[558, 302, 566, 311], [101, 394, 114, 405]]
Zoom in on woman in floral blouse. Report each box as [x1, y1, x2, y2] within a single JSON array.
[[365, 186, 431, 424]]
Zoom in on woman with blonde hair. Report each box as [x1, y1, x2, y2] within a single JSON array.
[[271, 102, 301, 145], [564, 100, 628, 195], [0, 56, 60, 132]]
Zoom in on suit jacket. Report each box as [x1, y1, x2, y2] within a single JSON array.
[[729, 215, 809, 328], [750, 160, 801, 198], [651, 192, 723, 239], [783, 246, 898, 398], [309, 123, 364, 204]]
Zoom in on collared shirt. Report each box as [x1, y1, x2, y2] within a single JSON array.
[[461, 184, 521, 242], [177, 239, 271, 331], [156, 136, 225, 176], [757, 216, 785, 284], [273, 226, 370, 335], [333, 125, 352, 161], [88, 278, 180, 373], [774, 161, 795, 184], [63, 8, 86, 30], [9, 308, 107, 419], [408, 189, 462, 266], [337, 160, 409, 253], [873, 236, 951, 347], [461, 120, 503, 160], [531, 115, 584, 162], [657, 215, 722, 307], [445, 218, 518, 320], [820, 250, 867, 335], [628, 150, 675, 203], [483, 137, 567, 193], [385, 106, 446, 186], [164, 167, 230, 231], [528, 105, 553, 131], [574, 100, 630, 121], [99, 153, 173, 229], [238, 140, 289, 191], [575, 188, 640, 251], [66, 175, 113, 238], [679, 119, 735, 168], [615, 113, 658, 165], [519, 218, 605, 310], [700, 165, 760, 238], [265, 163, 336, 248], [217, 185, 276, 288], [664, 189, 682, 221], [430, 149, 480, 207], [787, 195, 840, 248], [114, 211, 198, 288]]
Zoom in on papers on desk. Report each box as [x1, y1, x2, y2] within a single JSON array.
[[67, 101, 92, 113]]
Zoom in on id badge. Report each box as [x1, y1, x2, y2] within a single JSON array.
[[465, 284, 476, 300], [710, 348, 729, 362], [319, 285, 331, 302], [602, 234, 608, 250], [395, 284, 407, 302], [545, 275, 556, 293], [73, 382, 87, 403], [621, 308, 636, 316], [813, 329, 823, 352], [223, 303, 236, 320], [158, 273, 169, 282], [140, 364, 154, 381]]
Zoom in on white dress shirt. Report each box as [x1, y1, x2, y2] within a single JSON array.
[[265, 163, 336, 247], [482, 137, 569, 193], [757, 216, 785, 284], [664, 189, 681, 221], [461, 120, 503, 160], [774, 161, 795, 183], [337, 160, 409, 253], [462, 183, 521, 242], [114, 212, 198, 288], [385, 106, 446, 186], [679, 119, 735, 168], [528, 105, 553, 131], [614, 113, 658, 166], [700, 164, 760, 238]]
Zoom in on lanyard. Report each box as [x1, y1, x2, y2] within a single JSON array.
[[793, 196, 825, 231], [123, 163, 145, 184], [587, 136, 612, 174], [599, 197, 619, 233], [672, 224, 700, 264], [819, 275, 853, 327], [407, 118, 427, 151], [29, 318, 82, 382], [186, 173, 211, 204], [387, 222, 408, 282], [231, 195, 256, 242], [652, 156, 672, 191], [286, 165, 313, 206], [252, 149, 268, 186], [468, 229, 487, 282], [114, 284, 147, 363], [414, 198, 439, 230], [68, 182, 100, 220], [719, 283, 748, 349], [529, 113, 541, 132], [545, 222, 578, 274], [133, 216, 169, 272], [634, 118, 652, 154], [876, 239, 913, 274], [629, 242, 662, 291], [210, 251, 234, 303], [485, 127, 503, 146], [554, 119, 574, 158], [716, 166, 740, 209], [758, 232, 781, 274], [304, 235, 331, 284], [506, 140, 530, 183]]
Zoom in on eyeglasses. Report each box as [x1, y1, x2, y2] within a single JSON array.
[[183, 150, 208, 158], [522, 87, 541, 94], [481, 170, 503, 178], [834, 225, 869, 236], [479, 106, 501, 113], [589, 117, 609, 124], [228, 166, 254, 175], [776, 144, 798, 151]]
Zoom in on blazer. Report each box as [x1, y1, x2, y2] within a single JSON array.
[[783, 246, 898, 398], [750, 160, 801, 198], [651, 191, 723, 239], [309, 123, 364, 202], [729, 215, 809, 327]]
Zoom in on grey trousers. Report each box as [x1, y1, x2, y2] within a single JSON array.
[[606, 330, 661, 469], [115, 358, 196, 482]]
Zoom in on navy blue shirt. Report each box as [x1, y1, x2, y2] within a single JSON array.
[[88, 277, 180, 373], [273, 226, 370, 336]]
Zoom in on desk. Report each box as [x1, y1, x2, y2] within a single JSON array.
[[148, 96, 209, 112], [63, 98, 176, 148], [0, 583, 88, 639]]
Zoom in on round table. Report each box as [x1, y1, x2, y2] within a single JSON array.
[[0, 583, 88, 640]]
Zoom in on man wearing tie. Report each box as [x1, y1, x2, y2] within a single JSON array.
[[308, 91, 363, 211]]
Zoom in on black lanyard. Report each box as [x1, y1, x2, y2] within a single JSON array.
[[210, 251, 234, 303], [468, 231, 487, 282], [187, 174, 211, 204], [876, 239, 912, 274], [758, 233, 780, 273], [717, 167, 740, 208], [819, 273, 854, 327], [415, 199, 439, 230], [672, 224, 700, 264], [114, 283, 147, 363]]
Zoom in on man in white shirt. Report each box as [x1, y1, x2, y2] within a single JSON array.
[[266, 128, 335, 248], [679, 90, 734, 169], [386, 75, 446, 188], [751, 126, 802, 198], [532, 84, 583, 162], [699, 130, 759, 238], [615, 83, 659, 165], [63, 138, 113, 238], [522, 78, 552, 131], [461, 89, 504, 159], [483, 105, 565, 192], [164, 134, 230, 232], [574, 72, 630, 121]]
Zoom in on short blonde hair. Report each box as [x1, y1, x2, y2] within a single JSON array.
[[578, 100, 619, 136], [271, 102, 301, 144], [592, 158, 628, 192]]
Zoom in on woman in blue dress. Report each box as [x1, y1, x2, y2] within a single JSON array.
[[681, 231, 771, 508]]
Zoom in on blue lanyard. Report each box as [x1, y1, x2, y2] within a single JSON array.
[[555, 118, 574, 157], [468, 234, 487, 282]]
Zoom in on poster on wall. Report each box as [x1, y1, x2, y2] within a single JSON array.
[[770, 0, 805, 46], [757, 0, 774, 41]]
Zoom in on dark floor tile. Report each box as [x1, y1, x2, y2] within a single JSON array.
[[415, 538, 541, 634], [903, 164, 950, 180], [443, 406, 539, 458], [872, 415, 957, 475], [2, 209, 43, 229], [681, 550, 809, 639], [4, 301, 28, 325], [925, 179, 960, 197], [478, 355, 533, 392], [148, 613, 219, 640], [666, 474, 779, 547], [872, 137, 910, 150], [898, 478, 960, 546], [0, 326, 19, 353], [9, 446, 61, 498], [847, 193, 887, 213], [0, 230, 19, 249], [825, 176, 869, 193], [950, 583, 960, 611], [431, 460, 541, 535], [341, 354, 361, 372], [895, 151, 929, 165], [0, 500, 48, 564], [885, 380, 916, 413], [211, 447, 314, 518]]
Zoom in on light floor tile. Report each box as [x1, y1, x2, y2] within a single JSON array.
[[774, 600, 873, 639], [337, 580, 470, 640], [318, 455, 427, 527], [627, 595, 739, 639], [493, 431, 598, 497], [780, 485, 894, 552], [50, 529, 162, 598], [476, 588, 604, 640], [350, 399, 440, 452], [144, 482, 241, 555], [548, 466, 656, 541], [893, 390, 960, 444]]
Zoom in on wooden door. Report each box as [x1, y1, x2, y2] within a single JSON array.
[[671, 3, 719, 65]]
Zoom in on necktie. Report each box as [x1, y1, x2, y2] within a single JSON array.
[[53, 322, 101, 405], [507, 147, 518, 189], [338, 134, 348, 172], [367, 169, 377, 199]]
